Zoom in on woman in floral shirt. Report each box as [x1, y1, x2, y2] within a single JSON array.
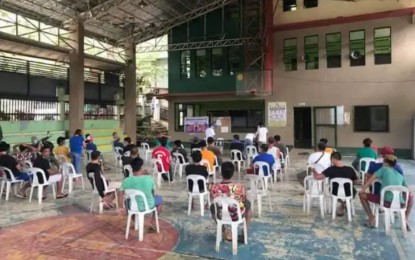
[[210, 162, 252, 241]]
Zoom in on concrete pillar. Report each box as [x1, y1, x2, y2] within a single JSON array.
[[68, 21, 85, 135], [124, 40, 137, 143]]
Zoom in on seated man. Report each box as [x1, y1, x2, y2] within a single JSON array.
[[297, 142, 331, 186], [210, 162, 252, 241], [118, 157, 163, 231], [122, 145, 139, 178], [352, 138, 378, 170], [186, 151, 209, 192], [85, 134, 97, 152], [171, 140, 189, 163], [190, 136, 201, 151], [313, 152, 358, 216], [113, 133, 124, 149], [86, 151, 116, 209], [200, 140, 215, 171], [123, 137, 134, 154], [230, 134, 245, 156], [152, 137, 173, 182], [33, 146, 67, 199], [274, 135, 287, 160], [359, 155, 413, 230], [207, 137, 222, 165], [251, 144, 275, 176], [54, 137, 71, 162], [0, 142, 32, 198]]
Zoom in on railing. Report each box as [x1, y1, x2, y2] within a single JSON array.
[[160, 107, 168, 121], [0, 99, 117, 121]]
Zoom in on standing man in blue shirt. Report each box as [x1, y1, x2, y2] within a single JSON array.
[[69, 129, 84, 173]]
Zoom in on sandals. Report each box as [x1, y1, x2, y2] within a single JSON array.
[[56, 194, 68, 199], [364, 222, 376, 229]]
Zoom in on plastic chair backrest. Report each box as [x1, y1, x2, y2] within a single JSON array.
[[330, 178, 353, 198], [114, 147, 123, 156], [359, 158, 375, 173], [381, 185, 409, 210], [0, 167, 16, 181], [247, 174, 266, 194], [231, 149, 243, 161], [86, 150, 93, 161], [173, 152, 186, 165], [212, 196, 243, 222], [87, 172, 98, 191], [57, 155, 68, 164], [27, 167, 48, 185], [141, 143, 150, 150], [186, 175, 207, 194], [23, 160, 33, 170], [62, 162, 77, 175], [214, 138, 224, 147], [123, 164, 133, 177], [304, 176, 323, 196], [124, 189, 151, 212], [200, 159, 213, 172], [124, 151, 131, 157], [246, 145, 257, 156], [254, 161, 270, 177], [371, 179, 382, 194], [191, 148, 201, 153]]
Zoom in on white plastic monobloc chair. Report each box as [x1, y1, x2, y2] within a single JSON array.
[[201, 159, 216, 183], [214, 138, 225, 153], [87, 172, 118, 213], [124, 189, 160, 241], [27, 167, 54, 205], [285, 147, 290, 167], [61, 162, 85, 194], [124, 151, 131, 157], [330, 178, 355, 222], [85, 150, 94, 162], [303, 176, 325, 218], [246, 174, 272, 217], [358, 158, 376, 186], [253, 161, 273, 190], [123, 164, 133, 178], [191, 148, 202, 153], [57, 155, 69, 164], [272, 162, 283, 183], [231, 150, 245, 173], [245, 145, 257, 165], [186, 175, 210, 216], [141, 142, 152, 161], [0, 167, 24, 201], [173, 152, 189, 179], [152, 158, 169, 187], [114, 147, 124, 166], [213, 197, 248, 255], [375, 186, 410, 236]]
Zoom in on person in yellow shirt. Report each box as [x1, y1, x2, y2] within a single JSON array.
[[200, 140, 215, 171], [54, 136, 71, 162]]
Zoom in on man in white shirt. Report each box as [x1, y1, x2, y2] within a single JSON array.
[[256, 123, 268, 146], [297, 142, 331, 186], [205, 124, 215, 139]]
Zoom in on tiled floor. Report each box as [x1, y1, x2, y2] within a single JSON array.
[[1, 151, 414, 260]]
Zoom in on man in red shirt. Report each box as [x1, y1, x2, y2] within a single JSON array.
[[152, 137, 173, 183]]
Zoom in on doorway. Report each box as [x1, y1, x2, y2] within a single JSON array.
[[294, 107, 312, 149]]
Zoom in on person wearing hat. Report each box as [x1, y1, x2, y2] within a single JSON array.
[[0, 142, 32, 198], [359, 155, 413, 230], [352, 138, 378, 170], [86, 150, 116, 209]]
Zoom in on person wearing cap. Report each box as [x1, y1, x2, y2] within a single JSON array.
[[86, 150, 116, 209], [0, 142, 32, 198], [359, 155, 413, 230], [352, 138, 378, 170]]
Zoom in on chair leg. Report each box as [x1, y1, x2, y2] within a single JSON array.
[[319, 196, 325, 219], [125, 214, 132, 239], [134, 214, 139, 230], [268, 194, 272, 213], [384, 209, 391, 235], [200, 195, 204, 216], [138, 214, 145, 241], [99, 200, 104, 214], [215, 223, 222, 253], [81, 176, 85, 190], [258, 195, 262, 217], [38, 187, 42, 205], [114, 191, 119, 209], [243, 219, 248, 244], [332, 197, 337, 220], [5, 182, 11, 201], [307, 196, 311, 215], [154, 209, 160, 233], [400, 210, 407, 236], [231, 224, 238, 255], [188, 195, 192, 216], [346, 199, 352, 222], [303, 195, 306, 213], [62, 176, 66, 194], [29, 187, 34, 203], [0, 181, 5, 200], [52, 184, 56, 199], [69, 178, 73, 194], [90, 193, 94, 213], [375, 206, 379, 228]]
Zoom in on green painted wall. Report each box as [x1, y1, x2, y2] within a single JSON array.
[[168, 4, 244, 94]]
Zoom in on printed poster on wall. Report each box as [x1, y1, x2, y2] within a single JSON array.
[[184, 116, 209, 134], [212, 117, 232, 133], [268, 102, 287, 127]]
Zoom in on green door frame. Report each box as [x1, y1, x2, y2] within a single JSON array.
[[313, 106, 338, 148]]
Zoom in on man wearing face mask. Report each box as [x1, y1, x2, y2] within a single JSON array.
[[30, 136, 41, 156]]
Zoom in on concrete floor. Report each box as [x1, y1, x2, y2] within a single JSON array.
[[0, 150, 414, 260]]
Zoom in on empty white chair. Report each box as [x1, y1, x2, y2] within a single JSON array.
[[330, 178, 355, 222], [247, 174, 272, 217], [253, 161, 273, 190], [375, 186, 409, 236], [0, 167, 24, 201], [303, 176, 325, 218], [173, 152, 189, 179], [114, 147, 123, 166], [27, 167, 54, 205], [152, 158, 169, 187], [141, 142, 152, 161], [124, 189, 160, 241], [231, 150, 245, 173], [272, 162, 283, 183], [61, 162, 85, 194], [87, 172, 118, 213], [201, 159, 216, 183], [213, 197, 248, 255], [358, 158, 376, 186], [186, 175, 210, 216], [214, 138, 225, 153], [123, 164, 133, 178], [245, 145, 257, 165]]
